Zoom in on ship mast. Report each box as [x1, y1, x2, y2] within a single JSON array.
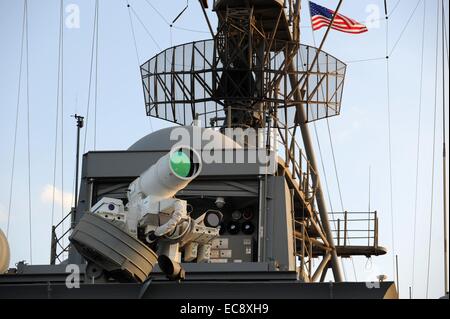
[[287, 0, 345, 282], [140, 0, 387, 283]]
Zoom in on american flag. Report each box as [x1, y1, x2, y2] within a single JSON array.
[[309, 1, 368, 34]]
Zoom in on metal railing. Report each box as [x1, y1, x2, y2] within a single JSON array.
[[295, 220, 314, 279], [329, 211, 379, 248], [275, 118, 318, 208], [50, 208, 74, 265]]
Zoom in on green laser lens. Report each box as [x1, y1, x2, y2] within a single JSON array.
[[170, 150, 192, 178]]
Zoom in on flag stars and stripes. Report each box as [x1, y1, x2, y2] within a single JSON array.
[[309, 1, 368, 34]]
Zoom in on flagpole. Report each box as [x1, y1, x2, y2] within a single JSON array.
[[287, 0, 345, 282]]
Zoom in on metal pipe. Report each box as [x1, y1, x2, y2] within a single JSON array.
[[288, 75, 343, 281], [312, 253, 331, 282], [319, 261, 330, 282], [396, 254, 400, 295], [441, 0, 449, 295], [73, 115, 84, 211], [286, 0, 345, 282], [344, 211, 348, 247], [50, 226, 57, 265], [337, 219, 340, 246], [375, 212, 379, 248], [295, 231, 331, 251]]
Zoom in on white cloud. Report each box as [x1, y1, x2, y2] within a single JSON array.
[[40, 184, 74, 212]]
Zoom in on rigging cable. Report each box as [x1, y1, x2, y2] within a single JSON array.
[[83, 0, 99, 154], [126, 3, 140, 63], [442, 2, 450, 64], [326, 125, 358, 283], [311, 124, 347, 281], [411, 0, 426, 299], [144, 0, 170, 25], [25, 0, 33, 264], [384, 0, 397, 289], [6, 0, 27, 239], [389, 0, 402, 18], [126, 2, 155, 132], [440, 0, 448, 296], [60, 0, 66, 250], [172, 25, 209, 34], [425, 0, 441, 299], [343, 2, 424, 69], [326, 120, 344, 214], [128, 2, 183, 127], [345, 57, 385, 64], [143, 0, 172, 47], [94, 1, 99, 150], [51, 0, 64, 229], [444, 4, 449, 65], [128, 4, 161, 50], [312, 124, 336, 228], [144, 0, 209, 35], [389, 0, 422, 57], [325, 119, 358, 282]]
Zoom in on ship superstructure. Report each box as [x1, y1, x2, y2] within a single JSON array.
[[0, 0, 398, 299]]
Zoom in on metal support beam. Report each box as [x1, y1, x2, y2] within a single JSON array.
[[198, 0, 215, 39], [72, 115, 84, 213], [287, 68, 343, 282], [312, 253, 331, 282], [319, 260, 331, 282], [286, 0, 344, 283]]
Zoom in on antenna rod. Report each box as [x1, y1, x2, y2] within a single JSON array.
[[67, 114, 84, 265], [72, 114, 84, 212], [441, 0, 449, 296]]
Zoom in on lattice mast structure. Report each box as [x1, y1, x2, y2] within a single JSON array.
[[140, 0, 374, 282]]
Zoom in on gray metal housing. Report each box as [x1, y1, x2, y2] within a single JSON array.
[[69, 126, 294, 274]]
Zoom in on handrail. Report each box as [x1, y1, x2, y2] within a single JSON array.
[[50, 210, 74, 265], [332, 211, 379, 248]]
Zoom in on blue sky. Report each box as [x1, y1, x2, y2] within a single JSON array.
[[0, 0, 448, 299]]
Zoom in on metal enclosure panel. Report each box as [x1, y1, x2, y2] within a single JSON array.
[[82, 151, 275, 178], [265, 176, 296, 271], [70, 150, 266, 264], [210, 235, 254, 263], [0, 281, 398, 299]]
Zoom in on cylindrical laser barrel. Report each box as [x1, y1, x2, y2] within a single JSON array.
[[128, 146, 202, 202]]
